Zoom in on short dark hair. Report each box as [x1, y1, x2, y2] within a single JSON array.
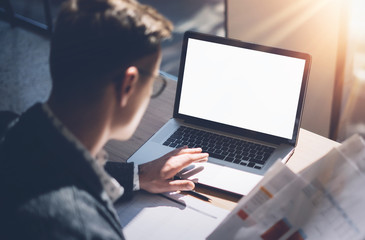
[[50, 0, 173, 97]]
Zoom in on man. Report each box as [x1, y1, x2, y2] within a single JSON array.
[[0, 0, 208, 239]]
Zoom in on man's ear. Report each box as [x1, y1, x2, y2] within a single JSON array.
[[120, 66, 139, 107]]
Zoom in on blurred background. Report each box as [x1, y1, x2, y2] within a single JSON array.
[[337, 0, 365, 141], [0, 0, 364, 142], [0, 0, 225, 111]]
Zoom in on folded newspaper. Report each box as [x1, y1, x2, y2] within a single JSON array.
[[208, 135, 365, 240]]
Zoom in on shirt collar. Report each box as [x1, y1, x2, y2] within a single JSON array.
[[41, 103, 124, 202]]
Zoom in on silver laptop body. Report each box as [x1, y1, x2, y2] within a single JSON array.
[[128, 31, 311, 196]]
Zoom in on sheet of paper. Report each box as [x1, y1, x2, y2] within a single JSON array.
[[218, 160, 297, 226], [208, 135, 365, 240], [208, 161, 300, 239], [115, 191, 228, 240]]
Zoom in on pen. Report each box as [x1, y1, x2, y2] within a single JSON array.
[[173, 175, 211, 202], [181, 190, 211, 202]]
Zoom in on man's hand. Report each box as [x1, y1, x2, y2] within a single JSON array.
[[138, 147, 208, 193]]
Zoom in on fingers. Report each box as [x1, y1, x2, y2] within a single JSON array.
[[141, 179, 195, 194], [175, 151, 209, 165], [166, 180, 195, 192], [140, 147, 209, 193], [176, 147, 204, 155], [175, 147, 208, 161], [159, 147, 208, 179], [162, 147, 208, 165], [164, 146, 203, 158], [161, 146, 189, 159]]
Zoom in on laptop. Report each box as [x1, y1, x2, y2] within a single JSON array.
[[128, 31, 311, 196]]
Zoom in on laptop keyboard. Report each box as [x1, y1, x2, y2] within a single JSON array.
[[163, 126, 275, 170]]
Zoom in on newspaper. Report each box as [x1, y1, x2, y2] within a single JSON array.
[[208, 135, 365, 240]]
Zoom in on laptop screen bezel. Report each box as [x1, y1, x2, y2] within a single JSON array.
[[173, 31, 311, 146]]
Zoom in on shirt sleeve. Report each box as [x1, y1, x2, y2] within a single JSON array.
[[104, 161, 135, 201], [133, 164, 140, 191]]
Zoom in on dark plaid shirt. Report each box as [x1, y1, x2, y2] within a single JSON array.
[[0, 103, 135, 239]]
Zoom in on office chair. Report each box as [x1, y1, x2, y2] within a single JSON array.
[[0, 0, 53, 34]]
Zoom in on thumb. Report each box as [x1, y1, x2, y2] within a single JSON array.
[[167, 180, 195, 192]]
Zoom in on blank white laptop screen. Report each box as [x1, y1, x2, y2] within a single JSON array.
[[178, 39, 306, 140]]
